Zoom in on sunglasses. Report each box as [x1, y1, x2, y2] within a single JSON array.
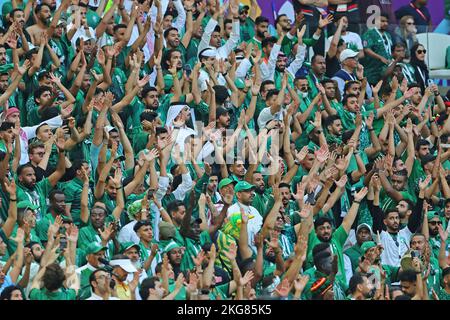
[[417, 49, 427, 54], [406, 22, 414, 25], [429, 221, 442, 225], [240, 10, 248, 14]]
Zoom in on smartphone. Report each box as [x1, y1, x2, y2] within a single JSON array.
[[202, 183, 207, 194], [411, 250, 421, 258], [183, 64, 192, 78], [62, 119, 69, 127], [59, 236, 67, 250], [147, 189, 155, 198], [427, 79, 434, 87]]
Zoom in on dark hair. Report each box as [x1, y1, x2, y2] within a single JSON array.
[[344, 80, 360, 93], [275, 14, 287, 26], [443, 267, 450, 278], [139, 276, 160, 300], [71, 159, 88, 173], [0, 285, 24, 300], [348, 273, 365, 294], [224, 18, 232, 26], [89, 269, 107, 291], [155, 127, 168, 137], [266, 89, 279, 101], [278, 182, 290, 190], [35, 3, 51, 14], [49, 189, 64, 203], [341, 130, 354, 144], [213, 25, 221, 33], [410, 43, 428, 72], [314, 216, 333, 229], [141, 86, 158, 99], [260, 80, 274, 93], [415, 138, 430, 151], [392, 42, 406, 52], [213, 85, 230, 105], [399, 198, 414, 210], [10, 8, 24, 18], [410, 233, 426, 244], [383, 208, 399, 220], [163, 27, 178, 39], [17, 163, 34, 177], [255, 16, 269, 25], [262, 37, 277, 49], [140, 111, 158, 122], [162, 49, 181, 70], [113, 24, 127, 32], [325, 114, 341, 128], [166, 200, 185, 216], [398, 269, 417, 283], [342, 94, 358, 106], [42, 263, 66, 291], [380, 12, 390, 20], [34, 86, 52, 103], [311, 54, 325, 65]]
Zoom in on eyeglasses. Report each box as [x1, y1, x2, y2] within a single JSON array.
[[429, 221, 442, 225], [417, 50, 427, 54]]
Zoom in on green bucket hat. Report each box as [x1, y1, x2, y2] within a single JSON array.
[[361, 241, 377, 254], [121, 242, 141, 254], [85, 242, 107, 255], [164, 74, 174, 90], [17, 201, 39, 211], [127, 200, 143, 220], [0, 63, 14, 75], [163, 240, 182, 253], [234, 181, 255, 193]]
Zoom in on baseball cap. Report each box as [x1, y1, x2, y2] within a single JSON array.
[[427, 211, 441, 221], [239, 4, 250, 12], [216, 107, 230, 118], [17, 201, 39, 211], [110, 258, 138, 273], [218, 178, 235, 190], [361, 241, 377, 254], [85, 242, 108, 255], [121, 242, 141, 254], [234, 181, 255, 193], [339, 49, 358, 63], [356, 223, 373, 235], [0, 63, 14, 75]]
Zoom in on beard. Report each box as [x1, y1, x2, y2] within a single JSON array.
[[256, 30, 266, 38]]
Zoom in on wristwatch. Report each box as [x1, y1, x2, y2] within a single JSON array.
[[294, 159, 301, 166]]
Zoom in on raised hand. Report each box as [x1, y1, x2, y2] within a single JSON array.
[[318, 14, 333, 29], [3, 179, 16, 196], [99, 223, 114, 243], [334, 174, 348, 188], [418, 175, 432, 191], [138, 75, 150, 88], [298, 202, 312, 219], [239, 270, 255, 287], [315, 145, 329, 163], [66, 224, 79, 243], [274, 278, 291, 297], [97, 48, 106, 65], [294, 274, 309, 293], [354, 187, 368, 202]]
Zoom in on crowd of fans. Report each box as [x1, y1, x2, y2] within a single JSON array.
[[0, 0, 449, 301]]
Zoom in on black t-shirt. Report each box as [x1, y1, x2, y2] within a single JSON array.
[[325, 54, 340, 79]]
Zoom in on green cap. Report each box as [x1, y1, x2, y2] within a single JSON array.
[[121, 242, 140, 254], [127, 200, 143, 220], [164, 74, 174, 90], [17, 201, 39, 211], [234, 181, 255, 193], [361, 241, 377, 254], [164, 240, 182, 253], [85, 242, 107, 255], [235, 78, 245, 89], [427, 211, 440, 221], [0, 63, 14, 75], [239, 4, 250, 12], [86, 11, 101, 28], [218, 178, 235, 190]]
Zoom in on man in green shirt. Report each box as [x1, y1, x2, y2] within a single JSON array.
[[361, 13, 393, 85], [246, 16, 269, 52], [75, 243, 108, 300], [16, 143, 66, 220], [305, 187, 368, 286], [344, 223, 374, 272]]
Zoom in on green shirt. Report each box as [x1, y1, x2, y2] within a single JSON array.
[[306, 225, 349, 286], [62, 177, 90, 227], [16, 177, 53, 220], [361, 29, 392, 84], [29, 288, 77, 300]]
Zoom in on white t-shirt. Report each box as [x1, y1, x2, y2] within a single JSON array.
[[326, 32, 363, 53], [380, 227, 413, 267]]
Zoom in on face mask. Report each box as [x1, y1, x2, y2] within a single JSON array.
[[298, 91, 308, 99]]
